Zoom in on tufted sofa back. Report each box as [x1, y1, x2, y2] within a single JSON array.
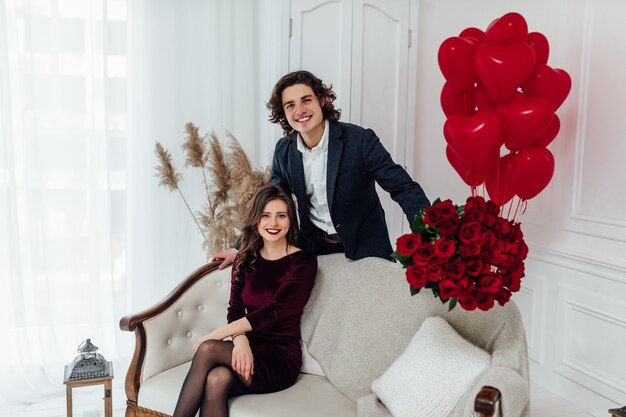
[[141, 267, 232, 382]]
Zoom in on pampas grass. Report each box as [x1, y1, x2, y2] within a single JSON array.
[[155, 124, 270, 256]]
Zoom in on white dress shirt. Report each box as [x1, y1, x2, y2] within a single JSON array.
[[296, 120, 337, 234]]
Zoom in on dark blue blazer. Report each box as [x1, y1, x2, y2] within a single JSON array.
[[270, 121, 429, 260]]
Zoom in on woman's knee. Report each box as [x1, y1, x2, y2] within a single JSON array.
[[205, 366, 234, 394], [194, 339, 221, 360]]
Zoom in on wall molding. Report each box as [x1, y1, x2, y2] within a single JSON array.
[[528, 245, 626, 285], [556, 297, 626, 402]]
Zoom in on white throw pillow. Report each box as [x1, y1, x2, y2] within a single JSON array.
[[371, 316, 491, 417]]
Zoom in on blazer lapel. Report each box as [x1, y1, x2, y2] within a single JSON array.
[[288, 141, 307, 217], [326, 123, 343, 212]]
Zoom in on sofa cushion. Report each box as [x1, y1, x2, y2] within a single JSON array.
[[138, 361, 355, 417], [371, 317, 490, 417]]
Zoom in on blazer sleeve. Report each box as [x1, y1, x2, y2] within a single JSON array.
[[361, 129, 430, 221], [245, 252, 317, 331]]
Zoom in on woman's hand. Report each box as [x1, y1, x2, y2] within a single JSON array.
[[213, 248, 238, 270], [231, 335, 254, 382], [192, 330, 221, 352]]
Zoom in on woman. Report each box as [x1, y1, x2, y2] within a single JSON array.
[[173, 185, 318, 417]]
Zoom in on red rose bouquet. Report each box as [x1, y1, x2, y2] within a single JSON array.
[[393, 195, 527, 311]]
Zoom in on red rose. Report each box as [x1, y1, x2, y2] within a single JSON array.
[[459, 241, 481, 259], [437, 200, 457, 219], [465, 259, 483, 277], [503, 241, 519, 256], [495, 288, 512, 306], [457, 277, 475, 297], [438, 279, 459, 300], [480, 230, 496, 247], [476, 292, 495, 311], [502, 273, 521, 292], [480, 213, 497, 228], [446, 259, 466, 280], [412, 243, 435, 266], [406, 265, 428, 289], [396, 233, 421, 257], [483, 246, 505, 266], [477, 273, 502, 294], [509, 260, 525, 279], [463, 211, 481, 223], [459, 221, 482, 243], [434, 237, 456, 259], [511, 223, 524, 240], [486, 200, 500, 215], [517, 241, 529, 260], [465, 196, 487, 213], [423, 206, 441, 227], [427, 263, 446, 282], [437, 218, 459, 237], [494, 217, 512, 237], [459, 291, 478, 311]]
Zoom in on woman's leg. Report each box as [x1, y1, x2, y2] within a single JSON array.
[[172, 340, 247, 417], [200, 366, 247, 417]]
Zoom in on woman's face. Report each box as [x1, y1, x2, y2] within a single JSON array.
[[257, 199, 291, 244]]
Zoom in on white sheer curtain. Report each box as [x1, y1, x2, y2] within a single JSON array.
[[0, 0, 286, 405]]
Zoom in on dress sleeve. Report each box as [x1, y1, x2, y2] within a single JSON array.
[[227, 263, 246, 324], [245, 252, 318, 331]]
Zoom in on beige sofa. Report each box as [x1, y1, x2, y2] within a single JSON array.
[[120, 254, 530, 417]]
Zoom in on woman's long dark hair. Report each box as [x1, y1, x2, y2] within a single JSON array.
[[266, 70, 341, 137], [234, 184, 300, 280]]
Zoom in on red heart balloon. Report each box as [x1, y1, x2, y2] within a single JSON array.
[[446, 145, 492, 187], [527, 32, 549, 65], [443, 111, 503, 170], [497, 95, 555, 151], [438, 37, 478, 92], [459, 27, 485, 44], [475, 83, 496, 111], [510, 147, 555, 200], [474, 42, 536, 103], [485, 12, 528, 45], [485, 153, 515, 206], [529, 115, 560, 148], [441, 82, 477, 117], [523, 64, 571, 110]]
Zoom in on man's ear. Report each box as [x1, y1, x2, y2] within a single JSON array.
[[319, 96, 326, 107]]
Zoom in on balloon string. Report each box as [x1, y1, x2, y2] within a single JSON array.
[[520, 200, 528, 217], [513, 198, 522, 222], [506, 196, 514, 221]]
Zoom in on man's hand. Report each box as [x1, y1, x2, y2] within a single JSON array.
[[212, 248, 238, 270], [231, 335, 254, 382]]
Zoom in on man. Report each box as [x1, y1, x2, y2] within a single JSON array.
[[215, 70, 429, 268]]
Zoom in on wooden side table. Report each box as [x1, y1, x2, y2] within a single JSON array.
[[63, 364, 113, 417]]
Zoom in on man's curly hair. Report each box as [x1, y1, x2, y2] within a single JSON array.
[[266, 70, 341, 137]]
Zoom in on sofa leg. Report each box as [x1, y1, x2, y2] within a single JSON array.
[[475, 386, 501, 417]]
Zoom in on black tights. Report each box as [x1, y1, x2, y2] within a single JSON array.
[[172, 340, 249, 417]]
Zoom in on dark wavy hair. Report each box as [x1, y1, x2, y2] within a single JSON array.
[[234, 184, 300, 280], [266, 70, 341, 137]]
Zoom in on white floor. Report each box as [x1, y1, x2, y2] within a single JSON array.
[[0, 381, 615, 417]]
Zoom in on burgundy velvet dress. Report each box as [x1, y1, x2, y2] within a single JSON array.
[[227, 250, 317, 394]]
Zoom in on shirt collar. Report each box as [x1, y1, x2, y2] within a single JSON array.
[[296, 119, 329, 154]]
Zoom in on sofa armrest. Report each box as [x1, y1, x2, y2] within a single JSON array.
[[475, 386, 500, 416], [119, 261, 230, 406]]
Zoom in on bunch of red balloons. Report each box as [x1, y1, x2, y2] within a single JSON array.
[[439, 12, 571, 207]]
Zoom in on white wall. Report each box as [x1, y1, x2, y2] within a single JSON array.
[[412, 0, 626, 412]]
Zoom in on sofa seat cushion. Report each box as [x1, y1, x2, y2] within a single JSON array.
[[138, 361, 356, 417]]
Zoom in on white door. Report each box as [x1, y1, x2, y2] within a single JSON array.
[[349, 0, 411, 243]]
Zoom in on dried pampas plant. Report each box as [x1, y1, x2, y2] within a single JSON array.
[[155, 124, 270, 257], [155, 141, 208, 243]]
